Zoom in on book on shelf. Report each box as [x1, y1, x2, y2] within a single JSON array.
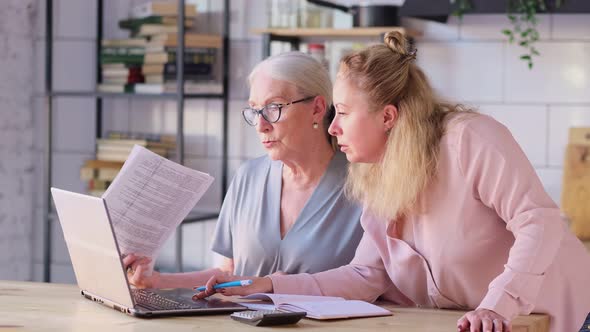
[[144, 73, 212, 84], [142, 62, 214, 76], [80, 166, 119, 182], [80, 160, 124, 182], [106, 131, 176, 145], [135, 23, 180, 37], [102, 77, 136, 85], [134, 81, 223, 94], [98, 141, 168, 156], [102, 66, 142, 77], [131, 2, 197, 19], [101, 66, 144, 85], [100, 54, 145, 65], [95, 137, 172, 162], [88, 178, 111, 191], [97, 83, 135, 93], [239, 293, 392, 320], [148, 33, 222, 49], [143, 52, 215, 65], [101, 46, 146, 56], [101, 38, 148, 47], [119, 16, 194, 31]]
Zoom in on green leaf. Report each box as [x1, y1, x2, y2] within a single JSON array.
[[519, 40, 529, 47], [528, 61, 533, 69], [531, 48, 540, 56], [502, 29, 513, 36], [520, 54, 532, 60]]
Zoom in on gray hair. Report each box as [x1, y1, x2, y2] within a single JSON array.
[[248, 52, 335, 147], [248, 51, 332, 114]]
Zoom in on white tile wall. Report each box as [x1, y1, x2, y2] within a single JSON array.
[[552, 14, 590, 40], [402, 16, 460, 41], [504, 42, 590, 103], [535, 168, 564, 207], [478, 104, 548, 167], [459, 14, 551, 41], [417, 42, 504, 103]]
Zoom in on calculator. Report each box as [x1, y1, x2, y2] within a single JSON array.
[[230, 310, 306, 326]]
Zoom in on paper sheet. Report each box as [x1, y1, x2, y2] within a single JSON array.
[[103, 145, 213, 258]]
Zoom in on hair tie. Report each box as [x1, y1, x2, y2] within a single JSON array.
[[406, 49, 417, 61]]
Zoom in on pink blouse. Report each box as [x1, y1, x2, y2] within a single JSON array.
[[270, 114, 590, 332]]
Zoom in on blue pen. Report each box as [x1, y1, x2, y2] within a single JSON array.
[[194, 279, 253, 292]]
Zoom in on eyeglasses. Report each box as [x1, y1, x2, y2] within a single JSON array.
[[241, 96, 315, 126]]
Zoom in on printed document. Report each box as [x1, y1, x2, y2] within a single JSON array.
[[103, 145, 213, 258]]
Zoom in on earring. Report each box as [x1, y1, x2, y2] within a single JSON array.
[[313, 122, 319, 129]]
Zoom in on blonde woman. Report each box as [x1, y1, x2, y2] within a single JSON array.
[[124, 52, 363, 289], [195, 33, 590, 332]]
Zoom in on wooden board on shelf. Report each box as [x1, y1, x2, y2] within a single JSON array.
[[252, 27, 421, 38]]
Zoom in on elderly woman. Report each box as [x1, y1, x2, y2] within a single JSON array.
[[124, 52, 364, 288], [195, 33, 590, 332]]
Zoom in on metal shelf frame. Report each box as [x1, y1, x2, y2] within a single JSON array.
[[42, 0, 230, 281]]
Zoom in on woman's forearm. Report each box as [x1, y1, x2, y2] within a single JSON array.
[[156, 268, 227, 289]]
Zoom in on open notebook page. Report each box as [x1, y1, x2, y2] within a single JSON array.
[[239, 293, 392, 320], [239, 293, 344, 311]]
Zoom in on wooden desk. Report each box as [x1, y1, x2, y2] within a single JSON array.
[[0, 280, 549, 332]]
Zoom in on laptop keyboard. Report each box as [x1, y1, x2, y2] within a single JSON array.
[[132, 289, 192, 311]]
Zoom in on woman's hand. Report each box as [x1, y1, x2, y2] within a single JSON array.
[[192, 273, 273, 300], [122, 254, 160, 289], [457, 309, 511, 332]]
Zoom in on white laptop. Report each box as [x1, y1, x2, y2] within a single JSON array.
[[51, 187, 246, 317]]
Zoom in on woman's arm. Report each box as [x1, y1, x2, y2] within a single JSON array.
[[155, 257, 235, 289], [269, 230, 393, 302], [126, 255, 234, 289], [458, 116, 566, 321], [194, 231, 393, 302]]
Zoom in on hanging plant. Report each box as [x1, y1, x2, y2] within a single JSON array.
[[450, 0, 472, 20], [451, 0, 564, 69], [502, 0, 546, 69]]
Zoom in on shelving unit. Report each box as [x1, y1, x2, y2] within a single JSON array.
[[253, 27, 420, 57], [42, 0, 230, 282]]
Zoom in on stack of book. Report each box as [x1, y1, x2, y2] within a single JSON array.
[[98, 1, 222, 95], [99, 38, 147, 93], [80, 132, 176, 196]]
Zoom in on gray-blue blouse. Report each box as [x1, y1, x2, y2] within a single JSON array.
[[210, 152, 363, 277]]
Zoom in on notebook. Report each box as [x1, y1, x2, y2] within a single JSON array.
[[240, 293, 392, 320], [51, 187, 247, 317]]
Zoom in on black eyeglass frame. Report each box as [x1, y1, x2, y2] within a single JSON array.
[[241, 96, 316, 126]]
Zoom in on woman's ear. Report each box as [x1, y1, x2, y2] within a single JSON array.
[[312, 95, 328, 121], [382, 104, 398, 132]]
